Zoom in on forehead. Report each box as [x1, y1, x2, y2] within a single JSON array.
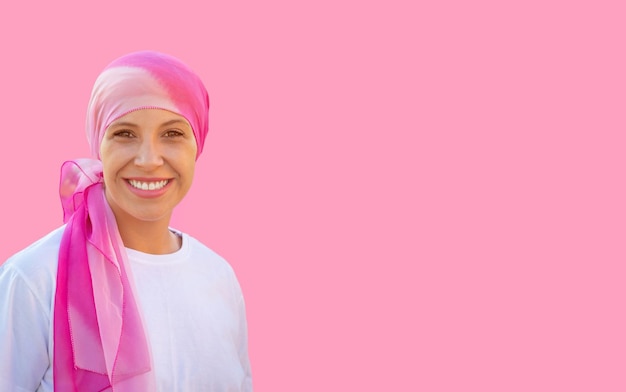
[[108, 108, 191, 128]]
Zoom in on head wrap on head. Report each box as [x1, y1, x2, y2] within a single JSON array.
[[87, 50, 209, 158], [54, 51, 209, 391]]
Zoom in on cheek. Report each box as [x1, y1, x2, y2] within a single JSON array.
[[181, 157, 197, 180], [99, 145, 131, 188], [101, 142, 135, 165], [100, 164, 118, 191], [99, 141, 117, 169], [167, 144, 197, 173]]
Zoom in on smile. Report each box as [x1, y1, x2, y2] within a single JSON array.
[[128, 179, 170, 191]]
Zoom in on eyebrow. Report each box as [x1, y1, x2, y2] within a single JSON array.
[[108, 119, 189, 128], [161, 119, 189, 127], [109, 121, 137, 128]]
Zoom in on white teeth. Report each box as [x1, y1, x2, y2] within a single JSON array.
[[128, 179, 169, 190]]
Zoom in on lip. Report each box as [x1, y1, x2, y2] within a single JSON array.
[[124, 177, 173, 198]]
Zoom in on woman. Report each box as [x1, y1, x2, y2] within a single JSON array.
[[0, 51, 252, 391]]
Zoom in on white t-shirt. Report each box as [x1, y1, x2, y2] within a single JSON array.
[[0, 226, 252, 392]]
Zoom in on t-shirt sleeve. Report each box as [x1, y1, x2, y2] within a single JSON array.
[[0, 264, 51, 391], [237, 293, 253, 392]]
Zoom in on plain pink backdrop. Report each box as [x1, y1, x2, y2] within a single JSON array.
[[1, 0, 624, 390]]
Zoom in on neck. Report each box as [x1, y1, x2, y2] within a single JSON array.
[[118, 221, 181, 255], [103, 188, 182, 254], [109, 210, 181, 254]]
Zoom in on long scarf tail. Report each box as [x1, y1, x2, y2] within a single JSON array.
[[54, 160, 153, 391]]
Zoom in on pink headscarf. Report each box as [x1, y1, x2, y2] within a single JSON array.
[[54, 51, 209, 391]]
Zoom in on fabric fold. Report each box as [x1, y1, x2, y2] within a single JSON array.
[[54, 159, 153, 391]]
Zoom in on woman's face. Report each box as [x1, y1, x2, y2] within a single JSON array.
[[99, 108, 198, 227]]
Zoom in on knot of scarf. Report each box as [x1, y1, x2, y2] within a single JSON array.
[[54, 159, 154, 391]]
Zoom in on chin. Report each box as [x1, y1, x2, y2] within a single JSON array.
[[133, 212, 172, 223], [119, 206, 173, 224]]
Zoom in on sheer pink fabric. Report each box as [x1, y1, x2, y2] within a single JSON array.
[[55, 160, 154, 390], [54, 51, 209, 391]]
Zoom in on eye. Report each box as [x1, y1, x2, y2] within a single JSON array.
[[164, 129, 184, 138], [113, 130, 134, 138]]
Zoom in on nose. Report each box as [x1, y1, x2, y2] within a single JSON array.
[[134, 139, 164, 169]]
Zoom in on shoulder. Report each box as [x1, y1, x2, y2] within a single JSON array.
[[0, 226, 65, 318], [181, 232, 242, 286], [1, 226, 65, 291], [3, 226, 64, 270], [183, 233, 232, 268]]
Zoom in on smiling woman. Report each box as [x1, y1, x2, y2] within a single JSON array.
[[0, 51, 252, 392], [101, 109, 198, 254]]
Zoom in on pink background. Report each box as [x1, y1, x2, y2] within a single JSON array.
[[1, 0, 624, 390]]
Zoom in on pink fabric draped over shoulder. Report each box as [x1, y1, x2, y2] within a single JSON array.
[[54, 51, 209, 391]]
